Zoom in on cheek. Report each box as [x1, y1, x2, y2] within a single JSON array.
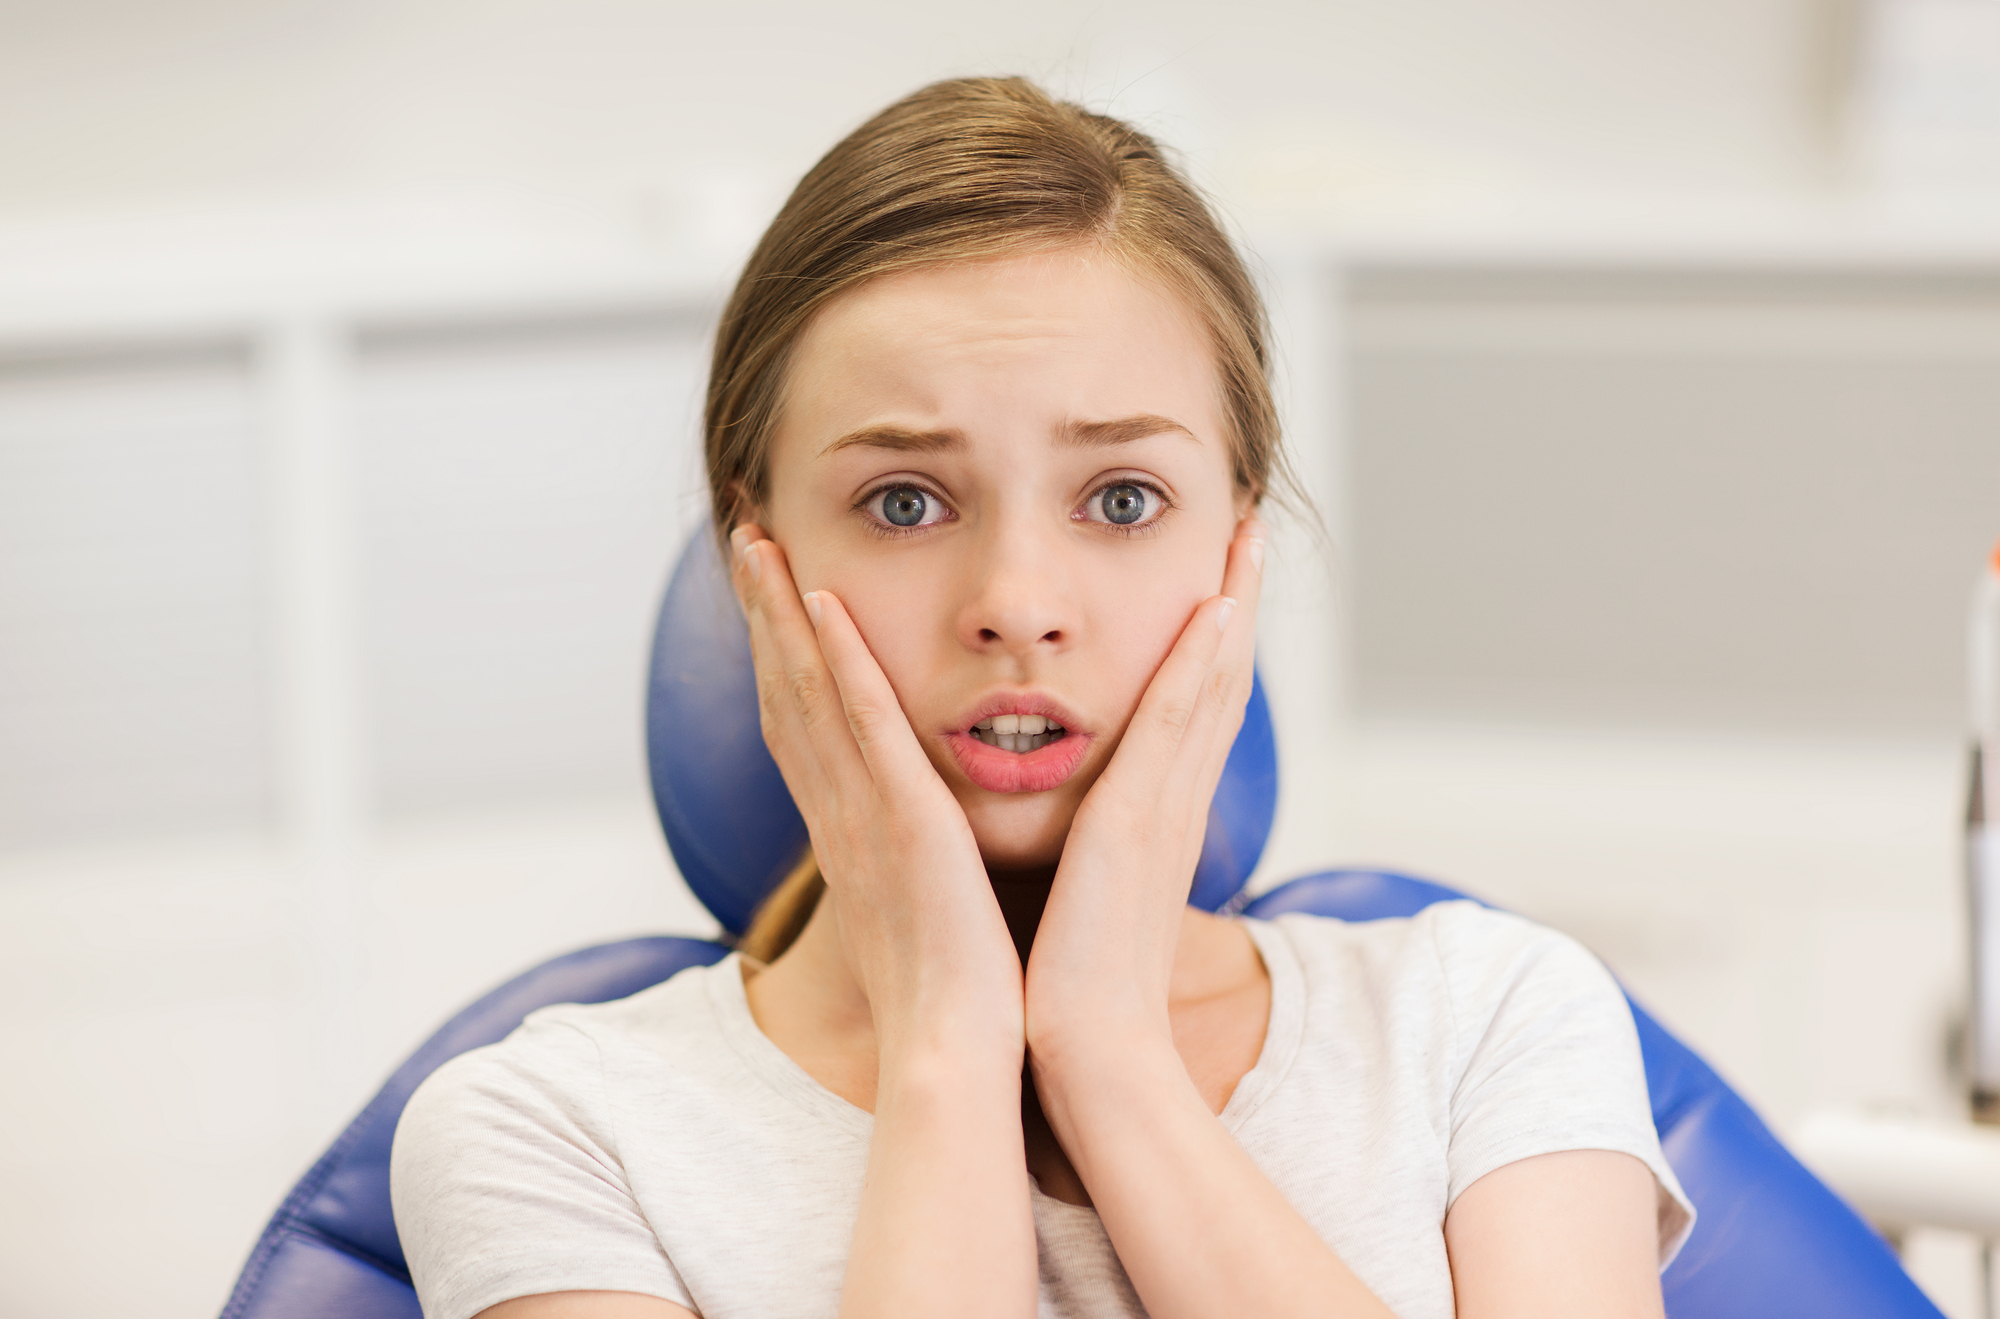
[[1086, 555, 1217, 721], [798, 552, 950, 705]]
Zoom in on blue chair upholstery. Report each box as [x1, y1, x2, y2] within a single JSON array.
[[221, 532, 1944, 1318]]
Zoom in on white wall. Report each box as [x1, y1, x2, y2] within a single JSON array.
[[0, 0, 1832, 218], [1347, 268, 2000, 736]]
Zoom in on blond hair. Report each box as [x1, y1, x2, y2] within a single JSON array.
[[709, 76, 1291, 960]]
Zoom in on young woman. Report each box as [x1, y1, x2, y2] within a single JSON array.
[[392, 77, 1692, 1319]]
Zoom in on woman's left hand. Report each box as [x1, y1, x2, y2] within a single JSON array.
[[1023, 516, 1265, 1060], [1019, 520, 1404, 1319]]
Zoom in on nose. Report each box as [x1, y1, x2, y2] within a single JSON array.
[[953, 516, 1076, 661]]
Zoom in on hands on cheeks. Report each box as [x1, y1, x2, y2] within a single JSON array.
[[727, 525, 1022, 1057], [727, 516, 1265, 1064]]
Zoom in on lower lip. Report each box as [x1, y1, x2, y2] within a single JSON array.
[[944, 731, 1092, 793]]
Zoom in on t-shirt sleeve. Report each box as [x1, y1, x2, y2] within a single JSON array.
[[390, 1010, 696, 1319], [1429, 902, 1696, 1267]]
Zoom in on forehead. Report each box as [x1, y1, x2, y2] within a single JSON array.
[[774, 248, 1223, 460]]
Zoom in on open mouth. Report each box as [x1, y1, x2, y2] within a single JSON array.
[[945, 696, 1090, 793], [968, 714, 1067, 753]]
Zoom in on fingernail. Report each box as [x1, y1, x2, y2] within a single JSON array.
[[802, 591, 823, 627], [1216, 596, 1237, 632], [1246, 538, 1265, 572]]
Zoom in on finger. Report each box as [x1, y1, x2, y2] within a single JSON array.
[[1191, 525, 1267, 789], [1208, 516, 1263, 665], [1105, 523, 1267, 795], [1112, 590, 1238, 774], [1202, 520, 1266, 695], [731, 531, 869, 793], [802, 589, 942, 789], [737, 577, 835, 803], [1144, 519, 1268, 747], [727, 522, 768, 613]]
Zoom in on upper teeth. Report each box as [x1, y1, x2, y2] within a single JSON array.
[[970, 713, 1065, 751], [975, 715, 1057, 734]]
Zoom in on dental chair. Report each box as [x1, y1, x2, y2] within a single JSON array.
[[220, 533, 1944, 1319]]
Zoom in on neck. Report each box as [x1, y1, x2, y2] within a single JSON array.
[[748, 862, 1061, 1053], [987, 865, 1058, 967], [751, 862, 1059, 1041]]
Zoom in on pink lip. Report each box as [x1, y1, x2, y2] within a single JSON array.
[[941, 692, 1092, 794], [944, 729, 1092, 793]]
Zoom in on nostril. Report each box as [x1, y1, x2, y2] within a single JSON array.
[[979, 628, 1000, 642], [1040, 630, 1061, 644]]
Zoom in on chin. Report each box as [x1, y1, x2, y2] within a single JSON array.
[[962, 796, 1075, 871]]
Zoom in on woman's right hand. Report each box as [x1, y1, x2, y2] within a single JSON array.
[[733, 522, 1036, 1318], [729, 525, 1023, 1060]]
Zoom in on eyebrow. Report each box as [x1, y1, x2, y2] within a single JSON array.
[[821, 426, 968, 457], [822, 414, 1193, 457], [1060, 414, 1196, 449]]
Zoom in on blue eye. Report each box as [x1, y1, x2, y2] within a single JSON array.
[[1077, 481, 1166, 530], [865, 484, 947, 531], [1099, 484, 1148, 525]]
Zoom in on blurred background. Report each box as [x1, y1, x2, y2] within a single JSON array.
[[4, 0, 2000, 1314]]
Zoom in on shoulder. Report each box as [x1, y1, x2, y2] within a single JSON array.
[[1255, 903, 1645, 1137], [1242, 905, 1690, 1255], [1246, 902, 1634, 1088], [397, 1006, 601, 1153], [1257, 901, 1614, 1008], [1251, 899, 1605, 995], [390, 960, 728, 1318], [394, 957, 727, 1179], [1420, 901, 1622, 1022]]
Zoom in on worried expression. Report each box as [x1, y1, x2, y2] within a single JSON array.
[[757, 248, 1248, 869]]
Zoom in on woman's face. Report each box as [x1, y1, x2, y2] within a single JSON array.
[[757, 247, 1247, 869]]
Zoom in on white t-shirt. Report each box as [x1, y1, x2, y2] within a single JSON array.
[[392, 903, 1694, 1319]]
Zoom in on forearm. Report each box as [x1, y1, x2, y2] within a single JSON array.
[[1033, 1031, 1395, 1319], [840, 1044, 1036, 1319]]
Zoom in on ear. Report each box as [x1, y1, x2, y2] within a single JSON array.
[[724, 477, 768, 536]]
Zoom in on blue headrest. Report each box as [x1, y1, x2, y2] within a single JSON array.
[[646, 530, 1279, 935]]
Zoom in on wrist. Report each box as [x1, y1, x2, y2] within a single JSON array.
[[1026, 1014, 1180, 1107], [855, 943, 1024, 1065], [877, 1010, 1024, 1087], [1025, 983, 1169, 1067], [880, 1031, 1032, 1127], [1027, 1031, 1195, 1173]]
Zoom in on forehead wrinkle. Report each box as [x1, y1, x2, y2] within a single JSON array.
[[820, 425, 969, 458]]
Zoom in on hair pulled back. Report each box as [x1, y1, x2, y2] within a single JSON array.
[[704, 74, 1286, 539]]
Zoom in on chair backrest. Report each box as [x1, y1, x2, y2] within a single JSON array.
[[645, 529, 1279, 930]]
